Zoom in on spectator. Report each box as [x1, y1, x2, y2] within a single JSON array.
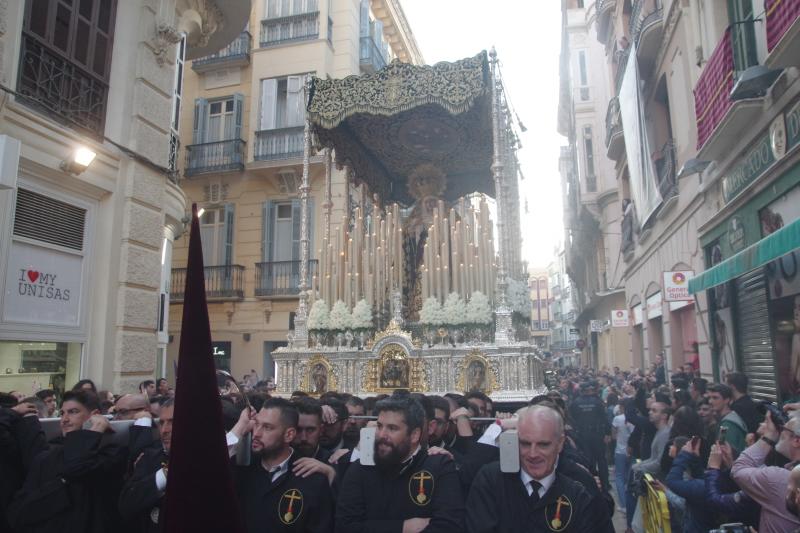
[[612, 400, 633, 512], [139, 380, 156, 398], [654, 353, 666, 386], [689, 378, 708, 404], [665, 437, 718, 532], [35, 389, 57, 417], [697, 398, 718, 442], [726, 372, 762, 434], [156, 378, 170, 396], [705, 442, 760, 527], [72, 379, 97, 393], [732, 411, 800, 533], [708, 384, 747, 453]]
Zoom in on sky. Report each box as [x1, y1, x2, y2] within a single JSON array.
[[401, 0, 566, 270]]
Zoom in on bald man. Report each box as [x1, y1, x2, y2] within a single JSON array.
[[465, 405, 597, 532], [113, 394, 150, 421]]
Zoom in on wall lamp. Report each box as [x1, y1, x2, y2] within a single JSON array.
[[60, 147, 96, 175], [676, 158, 710, 179]]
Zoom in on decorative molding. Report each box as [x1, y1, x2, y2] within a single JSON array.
[[151, 22, 183, 67]]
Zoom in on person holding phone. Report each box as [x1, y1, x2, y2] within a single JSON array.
[[665, 436, 718, 532], [708, 384, 747, 454]]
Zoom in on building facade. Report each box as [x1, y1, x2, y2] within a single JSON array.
[[548, 247, 580, 367], [0, 0, 248, 396], [166, 0, 422, 383], [528, 267, 551, 349]]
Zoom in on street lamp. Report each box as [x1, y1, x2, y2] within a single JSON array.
[[60, 147, 96, 175]]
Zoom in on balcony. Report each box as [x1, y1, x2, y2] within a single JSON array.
[[170, 265, 245, 302], [630, 0, 663, 70], [255, 260, 318, 297], [605, 97, 625, 160], [17, 32, 108, 138], [260, 10, 320, 47], [191, 31, 251, 72], [765, 0, 800, 68], [614, 48, 630, 95], [595, 0, 616, 44], [654, 140, 677, 203], [254, 127, 305, 161], [185, 140, 246, 177], [360, 36, 388, 74], [694, 27, 763, 159]]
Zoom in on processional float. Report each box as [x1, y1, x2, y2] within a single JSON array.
[[273, 50, 546, 401]]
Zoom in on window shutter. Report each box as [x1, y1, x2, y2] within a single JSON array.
[[286, 76, 304, 127], [260, 79, 277, 130], [223, 203, 235, 265], [263, 201, 275, 262], [291, 199, 301, 261], [359, 0, 370, 37], [192, 98, 208, 143], [233, 93, 244, 140]]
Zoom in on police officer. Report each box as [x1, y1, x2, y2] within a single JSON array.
[[234, 398, 334, 532], [568, 381, 611, 489], [465, 405, 600, 532], [336, 393, 464, 533]]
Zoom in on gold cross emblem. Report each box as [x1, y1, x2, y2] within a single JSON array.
[[546, 495, 572, 531], [409, 470, 434, 505], [281, 489, 303, 524]]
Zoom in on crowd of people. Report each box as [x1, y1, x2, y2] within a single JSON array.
[[2, 360, 800, 532]]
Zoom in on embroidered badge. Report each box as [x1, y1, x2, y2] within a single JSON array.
[[409, 470, 434, 506], [150, 507, 159, 524], [279, 489, 303, 525], [545, 495, 572, 531]]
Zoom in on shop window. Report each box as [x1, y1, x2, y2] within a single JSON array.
[[0, 340, 81, 398]]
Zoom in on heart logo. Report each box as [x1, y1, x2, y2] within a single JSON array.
[[27, 271, 39, 283]]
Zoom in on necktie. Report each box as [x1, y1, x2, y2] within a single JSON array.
[[529, 480, 542, 504]]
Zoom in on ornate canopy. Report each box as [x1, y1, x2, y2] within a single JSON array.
[[307, 51, 495, 205]]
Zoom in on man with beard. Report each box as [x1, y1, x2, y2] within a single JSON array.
[[336, 393, 464, 533], [291, 398, 337, 487], [234, 398, 334, 532], [118, 399, 175, 532], [427, 396, 451, 448], [465, 405, 597, 532], [732, 411, 800, 533], [342, 396, 366, 450], [320, 398, 348, 454]]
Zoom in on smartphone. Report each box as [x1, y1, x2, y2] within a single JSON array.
[[718, 426, 728, 445], [359, 426, 376, 466], [691, 435, 700, 447], [499, 430, 520, 473]]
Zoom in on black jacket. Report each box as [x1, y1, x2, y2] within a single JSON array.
[[234, 453, 335, 533], [8, 429, 127, 533], [118, 446, 168, 533], [466, 463, 598, 532], [730, 395, 762, 434], [336, 449, 464, 533]]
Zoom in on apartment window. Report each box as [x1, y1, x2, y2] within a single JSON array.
[[200, 205, 234, 267], [577, 50, 590, 101], [728, 0, 758, 74], [19, 0, 118, 135], [169, 36, 186, 173], [265, 0, 319, 18], [255, 76, 306, 160], [261, 0, 320, 46], [192, 95, 244, 144], [262, 200, 314, 262], [583, 126, 597, 192]]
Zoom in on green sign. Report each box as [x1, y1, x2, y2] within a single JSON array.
[[722, 133, 775, 204]]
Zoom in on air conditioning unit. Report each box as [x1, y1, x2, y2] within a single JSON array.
[[277, 169, 300, 195]]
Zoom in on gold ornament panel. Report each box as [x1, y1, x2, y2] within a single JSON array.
[[300, 355, 338, 396], [455, 351, 498, 394], [362, 342, 428, 393]]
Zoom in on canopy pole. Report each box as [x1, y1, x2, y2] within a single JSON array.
[[490, 47, 512, 346], [294, 75, 313, 349]]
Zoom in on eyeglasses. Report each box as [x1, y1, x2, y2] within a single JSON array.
[[114, 406, 148, 416]]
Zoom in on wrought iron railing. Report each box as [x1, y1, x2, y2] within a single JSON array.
[[255, 260, 318, 296], [614, 48, 630, 94], [630, 0, 644, 42], [192, 31, 251, 69], [359, 36, 388, 73], [260, 11, 320, 47], [656, 140, 677, 200], [254, 127, 305, 160], [185, 139, 246, 176], [17, 32, 109, 137], [170, 265, 245, 301], [605, 97, 622, 147]]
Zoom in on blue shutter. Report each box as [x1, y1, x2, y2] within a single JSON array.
[[233, 93, 244, 140], [359, 0, 370, 37], [223, 203, 235, 265], [192, 98, 208, 144], [263, 201, 275, 262]]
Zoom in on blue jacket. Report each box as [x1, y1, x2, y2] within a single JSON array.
[[703, 468, 760, 527], [665, 451, 718, 533]]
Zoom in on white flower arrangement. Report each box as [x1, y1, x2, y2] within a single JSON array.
[[419, 296, 445, 326], [328, 300, 353, 331], [466, 291, 493, 325], [506, 278, 532, 317], [351, 299, 373, 330], [308, 300, 330, 331], [442, 292, 467, 326]]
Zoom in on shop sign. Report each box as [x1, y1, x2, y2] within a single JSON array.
[[646, 292, 663, 319], [611, 309, 629, 327], [575, 339, 586, 350], [2, 241, 82, 327], [727, 216, 747, 252], [663, 271, 694, 302], [590, 320, 604, 332], [722, 132, 775, 204]]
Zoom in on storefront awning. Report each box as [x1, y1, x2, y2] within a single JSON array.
[[689, 217, 800, 294]]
